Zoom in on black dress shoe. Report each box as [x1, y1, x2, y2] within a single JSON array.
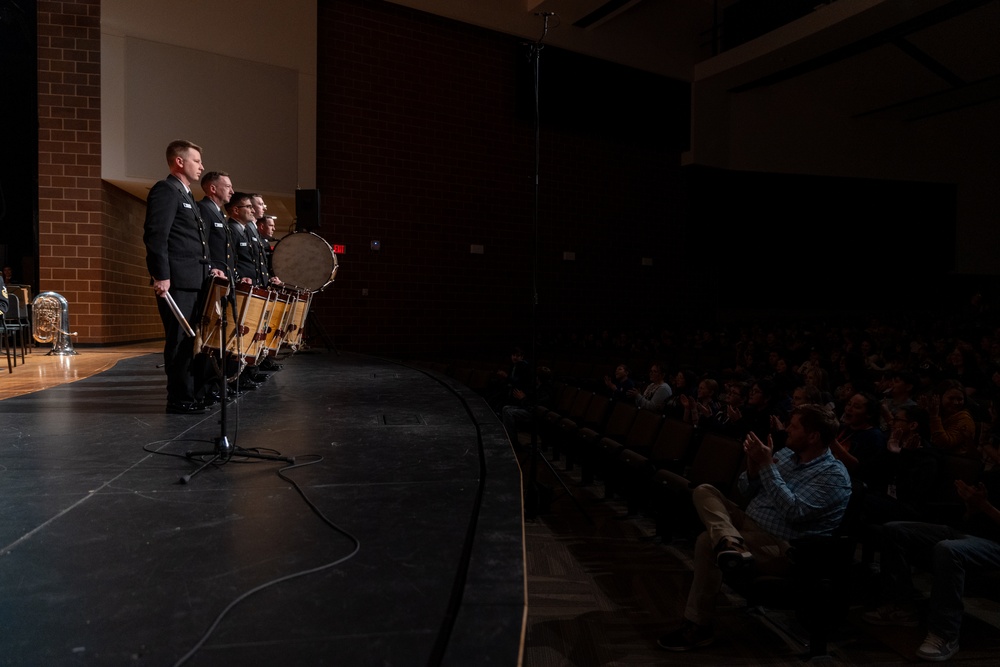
[[248, 373, 269, 383], [166, 402, 206, 414], [201, 391, 222, 407]]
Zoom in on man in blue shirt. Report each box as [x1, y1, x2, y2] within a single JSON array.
[[658, 403, 852, 651]]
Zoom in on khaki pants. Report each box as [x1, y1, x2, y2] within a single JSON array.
[[684, 484, 791, 626]]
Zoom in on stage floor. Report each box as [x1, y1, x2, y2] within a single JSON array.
[[0, 349, 525, 666]]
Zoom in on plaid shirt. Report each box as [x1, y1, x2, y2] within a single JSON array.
[[738, 447, 851, 541]]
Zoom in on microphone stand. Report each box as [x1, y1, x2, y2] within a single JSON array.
[[181, 281, 292, 484], [520, 14, 591, 524]]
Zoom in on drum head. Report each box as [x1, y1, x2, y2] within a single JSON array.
[[271, 232, 338, 292]]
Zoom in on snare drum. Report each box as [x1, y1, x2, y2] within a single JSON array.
[[272, 232, 339, 292], [284, 290, 313, 350], [196, 277, 231, 354], [262, 290, 293, 356], [231, 284, 274, 364]]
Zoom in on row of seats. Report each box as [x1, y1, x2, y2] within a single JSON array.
[[2, 287, 33, 373], [529, 380, 1000, 657], [409, 356, 1000, 657], [533, 383, 747, 538]]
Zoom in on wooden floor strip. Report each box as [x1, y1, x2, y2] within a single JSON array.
[[0, 342, 161, 401]]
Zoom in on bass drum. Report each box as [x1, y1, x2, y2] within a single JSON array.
[[271, 232, 339, 292]]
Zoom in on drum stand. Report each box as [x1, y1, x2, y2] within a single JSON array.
[[181, 288, 293, 484], [304, 310, 337, 354]]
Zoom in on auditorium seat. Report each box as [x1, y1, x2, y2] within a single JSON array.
[[598, 409, 662, 500], [548, 389, 594, 462], [562, 394, 612, 471], [652, 432, 745, 540], [573, 401, 637, 485]]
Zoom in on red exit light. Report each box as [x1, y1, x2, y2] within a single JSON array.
[[333, 244, 346, 254]]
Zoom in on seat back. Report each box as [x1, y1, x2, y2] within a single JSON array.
[[686, 432, 744, 495], [534, 381, 568, 420], [602, 402, 638, 443], [624, 409, 663, 450], [650, 417, 694, 466], [580, 395, 612, 431], [465, 368, 493, 391], [552, 385, 579, 415], [566, 389, 594, 422], [4, 294, 23, 329], [15, 285, 32, 317]]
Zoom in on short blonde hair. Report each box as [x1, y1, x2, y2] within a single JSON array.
[[166, 140, 202, 164]]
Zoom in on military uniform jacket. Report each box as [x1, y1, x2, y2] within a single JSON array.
[[246, 222, 271, 284], [199, 197, 236, 283], [230, 220, 265, 286], [143, 174, 210, 290]]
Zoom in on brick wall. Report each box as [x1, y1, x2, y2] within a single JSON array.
[[34, 0, 689, 350], [102, 184, 162, 343], [37, 0, 156, 344], [316, 0, 688, 357]]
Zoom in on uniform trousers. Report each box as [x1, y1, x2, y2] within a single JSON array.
[[156, 287, 204, 404]]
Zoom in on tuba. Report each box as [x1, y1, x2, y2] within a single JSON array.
[[32, 291, 78, 356]]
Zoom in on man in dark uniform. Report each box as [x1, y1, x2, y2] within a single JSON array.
[[256, 215, 279, 275], [143, 140, 224, 414], [198, 171, 237, 286], [226, 192, 269, 387], [228, 192, 266, 287], [197, 171, 243, 399], [249, 193, 281, 287]]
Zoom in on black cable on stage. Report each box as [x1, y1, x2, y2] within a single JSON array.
[[373, 356, 489, 667], [172, 454, 361, 667], [154, 352, 488, 665]]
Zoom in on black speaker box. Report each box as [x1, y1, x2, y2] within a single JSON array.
[[295, 189, 321, 231]]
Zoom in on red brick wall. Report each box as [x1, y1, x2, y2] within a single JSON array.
[[37, 0, 156, 344], [316, 0, 686, 357], [102, 184, 163, 343]]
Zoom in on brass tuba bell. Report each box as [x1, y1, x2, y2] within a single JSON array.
[[32, 291, 78, 355]]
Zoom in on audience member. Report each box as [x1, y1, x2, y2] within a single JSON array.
[[880, 370, 918, 430], [657, 404, 851, 651], [502, 366, 552, 445], [943, 347, 986, 398], [926, 379, 977, 457], [680, 378, 721, 428], [602, 364, 635, 402], [716, 379, 779, 441], [864, 480, 1000, 662], [663, 370, 696, 418], [831, 391, 888, 489], [791, 384, 822, 409], [627, 362, 672, 412], [491, 346, 532, 412]]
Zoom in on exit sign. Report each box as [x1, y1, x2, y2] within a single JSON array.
[[333, 244, 346, 254]]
